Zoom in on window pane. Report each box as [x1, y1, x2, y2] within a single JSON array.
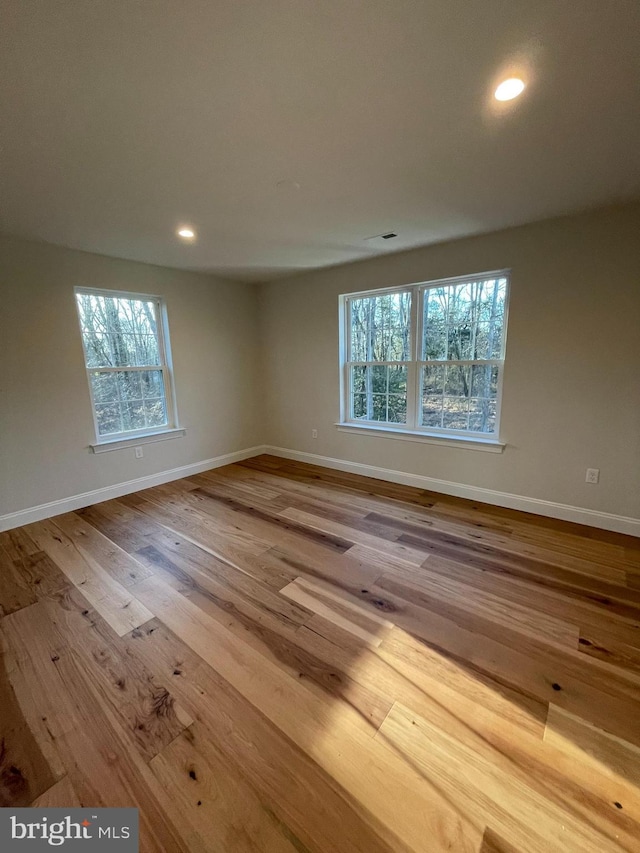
[[422, 395, 444, 428], [95, 402, 122, 436], [371, 394, 387, 422], [351, 365, 366, 393], [117, 371, 142, 401], [141, 369, 166, 399], [122, 400, 147, 432], [468, 399, 497, 433], [447, 283, 474, 360], [90, 370, 168, 433], [89, 372, 118, 404], [422, 289, 448, 360], [423, 277, 506, 362], [443, 397, 469, 430], [352, 393, 367, 419], [76, 293, 160, 367], [371, 364, 387, 393], [116, 334, 160, 367], [350, 365, 407, 425], [349, 291, 411, 362], [144, 398, 168, 428], [444, 365, 471, 397], [388, 395, 407, 424], [470, 364, 499, 398], [388, 365, 407, 394], [422, 364, 444, 395]]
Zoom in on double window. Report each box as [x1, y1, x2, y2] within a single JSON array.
[[75, 288, 176, 442], [341, 271, 509, 440]]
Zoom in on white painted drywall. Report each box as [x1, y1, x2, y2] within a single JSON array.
[[258, 203, 640, 521], [2, 202, 639, 529], [0, 237, 262, 516]]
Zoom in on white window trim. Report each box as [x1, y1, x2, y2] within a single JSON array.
[[338, 270, 510, 448], [334, 422, 504, 452], [75, 287, 181, 446], [89, 427, 186, 454]]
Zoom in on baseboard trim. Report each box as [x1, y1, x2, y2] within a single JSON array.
[[4, 443, 638, 538], [264, 445, 640, 537], [0, 445, 267, 532]]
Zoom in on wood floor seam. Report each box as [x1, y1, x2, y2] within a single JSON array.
[[2, 454, 638, 852]]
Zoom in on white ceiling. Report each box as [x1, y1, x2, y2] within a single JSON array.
[[1, 0, 639, 282]]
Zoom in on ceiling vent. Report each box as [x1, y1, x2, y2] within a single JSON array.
[[365, 231, 398, 246]]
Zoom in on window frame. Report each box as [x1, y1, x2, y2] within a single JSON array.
[[74, 287, 180, 446], [339, 270, 510, 445]]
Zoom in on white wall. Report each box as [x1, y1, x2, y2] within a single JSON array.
[[2, 203, 639, 533], [0, 236, 262, 519], [259, 203, 640, 526]]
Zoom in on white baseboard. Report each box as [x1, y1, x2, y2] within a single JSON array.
[[264, 445, 640, 537], [4, 443, 638, 538], [0, 445, 267, 532]]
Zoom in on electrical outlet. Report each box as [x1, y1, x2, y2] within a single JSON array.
[[134, 446, 144, 459], [585, 468, 599, 484], [311, 429, 318, 439]]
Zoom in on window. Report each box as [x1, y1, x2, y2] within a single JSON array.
[[75, 288, 177, 442], [341, 271, 509, 441]]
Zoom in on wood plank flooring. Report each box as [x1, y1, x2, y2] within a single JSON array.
[[2, 454, 640, 851]]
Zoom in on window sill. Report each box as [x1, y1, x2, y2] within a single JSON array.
[[90, 428, 186, 454], [335, 422, 505, 453]]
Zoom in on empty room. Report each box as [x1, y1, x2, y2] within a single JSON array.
[[1, 1, 639, 851]]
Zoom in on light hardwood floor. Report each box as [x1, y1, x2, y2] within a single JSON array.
[[2, 455, 640, 852]]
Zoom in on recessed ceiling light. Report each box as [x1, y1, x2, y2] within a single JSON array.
[[276, 179, 301, 191], [177, 227, 196, 240], [494, 78, 526, 101]]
